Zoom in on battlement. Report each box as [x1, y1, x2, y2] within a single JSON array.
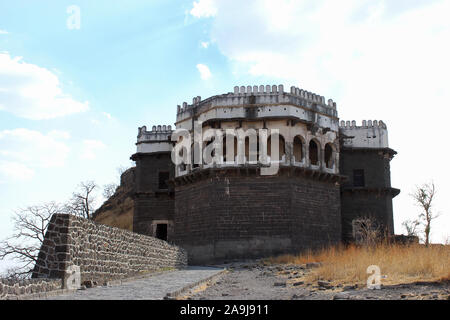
[[136, 125, 173, 154], [137, 125, 172, 139], [339, 120, 389, 149], [175, 84, 339, 127], [176, 84, 336, 114], [339, 120, 387, 129]]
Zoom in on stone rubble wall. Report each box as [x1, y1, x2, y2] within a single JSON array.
[[32, 214, 187, 285], [0, 278, 61, 300]]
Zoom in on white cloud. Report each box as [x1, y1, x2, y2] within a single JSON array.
[[190, 0, 217, 18], [48, 130, 71, 140], [0, 128, 71, 181], [102, 112, 112, 119], [0, 161, 35, 181], [0, 52, 89, 120], [201, 41, 210, 49], [193, 0, 450, 243], [0, 30, 8, 35], [80, 140, 106, 160], [196, 63, 212, 80], [196, 0, 450, 104]]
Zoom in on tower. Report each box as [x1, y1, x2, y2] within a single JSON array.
[[131, 125, 175, 241], [339, 120, 400, 241], [130, 86, 400, 264], [171, 85, 344, 264]]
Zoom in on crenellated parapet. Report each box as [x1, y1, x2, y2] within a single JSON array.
[[339, 120, 386, 129], [136, 125, 173, 154], [339, 120, 389, 149], [175, 84, 339, 131]]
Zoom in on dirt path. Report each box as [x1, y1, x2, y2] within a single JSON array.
[[182, 261, 450, 300], [44, 267, 225, 300]]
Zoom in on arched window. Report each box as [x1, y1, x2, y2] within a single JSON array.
[[309, 140, 319, 166], [192, 142, 201, 168], [324, 143, 334, 169], [293, 136, 304, 162], [222, 135, 237, 163], [177, 136, 188, 171], [245, 135, 259, 163], [267, 134, 285, 161]]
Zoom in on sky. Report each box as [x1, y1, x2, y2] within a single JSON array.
[[0, 0, 449, 271]]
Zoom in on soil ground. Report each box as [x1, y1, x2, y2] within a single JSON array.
[[181, 261, 450, 300]]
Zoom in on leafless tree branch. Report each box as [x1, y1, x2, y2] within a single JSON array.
[[0, 202, 62, 278], [410, 181, 441, 246]]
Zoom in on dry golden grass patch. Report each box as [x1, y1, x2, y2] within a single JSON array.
[[95, 210, 133, 231], [267, 244, 450, 287]]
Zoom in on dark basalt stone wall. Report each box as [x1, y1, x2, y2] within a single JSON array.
[[339, 148, 399, 241], [0, 278, 61, 300], [173, 169, 342, 264], [132, 152, 175, 237], [32, 214, 187, 283]]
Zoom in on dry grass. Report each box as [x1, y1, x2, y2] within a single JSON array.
[[267, 244, 450, 286], [95, 210, 133, 231]]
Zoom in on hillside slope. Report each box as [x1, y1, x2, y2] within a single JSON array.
[[93, 167, 135, 231]]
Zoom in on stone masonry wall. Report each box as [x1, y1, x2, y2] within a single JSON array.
[[339, 148, 398, 241], [0, 278, 61, 300], [174, 168, 341, 264], [32, 214, 187, 285], [133, 153, 175, 237]]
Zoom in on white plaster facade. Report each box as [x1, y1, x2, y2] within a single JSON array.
[[339, 120, 389, 149], [135, 85, 390, 178]]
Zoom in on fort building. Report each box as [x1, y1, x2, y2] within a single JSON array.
[[130, 85, 399, 264]]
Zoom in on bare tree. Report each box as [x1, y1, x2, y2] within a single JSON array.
[[0, 202, 62, 278], [402, 219, 421, 237], [352, 217, 381, 247], [411, 182, 440, 247], [103, 183, 118, 199], [65, 181, 98, 220]]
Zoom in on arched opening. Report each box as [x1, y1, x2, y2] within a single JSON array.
[[293, 136, 304, 162], [324, 143, 334, 169], [179, 147, 187, 171], [245, 136, 259, 163], [177, 136, 188, 171], [192, 142, 201, 168], [222, 135, 238, 163], [202, 137, 217, 166], [267, 134, 285, 161], [309, 140, 319, 166]]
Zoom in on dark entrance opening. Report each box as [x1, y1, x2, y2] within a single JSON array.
[[155, 224, 168, 241]]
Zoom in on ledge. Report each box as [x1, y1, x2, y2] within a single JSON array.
[[131, 151, 172, 160], [340, 147, 397, 157], [172, 165, 347, 187], [341, 187, 401, 198]]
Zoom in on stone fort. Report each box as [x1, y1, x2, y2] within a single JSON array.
[[130, 84, 399, 264]]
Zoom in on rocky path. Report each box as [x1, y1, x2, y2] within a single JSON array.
[[182, 261, 450, 300], [41, 262, 449, 300], [45, 267, 225, 300]]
